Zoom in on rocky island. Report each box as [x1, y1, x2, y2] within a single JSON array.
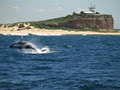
[[29, 4, 114, 31], [0, 4, 119, 35], [31, 14, 113, 31]]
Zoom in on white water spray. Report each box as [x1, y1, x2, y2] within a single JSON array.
[[21, 45, 51, 54], [19, 35, 51, 54]]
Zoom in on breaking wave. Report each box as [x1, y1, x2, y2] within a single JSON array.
[[1, 33, 29, 36], [1, 33, 62, 36]]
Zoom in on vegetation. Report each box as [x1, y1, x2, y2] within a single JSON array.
[[29, 15, 74, 29], [26, 26, 31, 29], [18, 23, 25, 28], [96, 12, 100, 14], [80, 11, 86, 16], [29, 12, 110, 29], [9, 23, 18, 27], [4, 25, 7, 28], [0, 24, 2, 27], [5, 13, 111, 32], [29, 13, 103, 30]]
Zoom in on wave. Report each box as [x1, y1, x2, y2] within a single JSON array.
[[29, 33, 62, 36], [79, 82, 120, 89], [1, 33, 29, 36], [0, 33, 62, 36]]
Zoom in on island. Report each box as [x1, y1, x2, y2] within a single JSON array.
[[0, 4, 119, 35]]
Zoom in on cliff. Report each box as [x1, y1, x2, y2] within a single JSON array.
[[58, 15, 114, 30], [29, 14, 114, 31]]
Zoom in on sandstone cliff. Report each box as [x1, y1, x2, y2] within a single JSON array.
[[29, 14, 114, 31], [0, 13, 114, 32], [58, 15, 114, 30]]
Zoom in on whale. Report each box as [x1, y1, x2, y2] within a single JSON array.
[[9, 40, 37, 51], [9, 39, 50, 53]]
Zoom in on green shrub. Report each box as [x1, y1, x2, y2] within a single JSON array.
[[0, 24, 2, 27], [19, 23, 25, 28], [80, 11, 85, 14], [26, 26, 31, 29], [96, 12, 100, 14], [9, 23, 18, 27]]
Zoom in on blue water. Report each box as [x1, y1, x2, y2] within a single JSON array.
[[0, 34, 120, 90]]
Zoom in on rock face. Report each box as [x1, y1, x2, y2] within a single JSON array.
[[58, 15, 114, 30]]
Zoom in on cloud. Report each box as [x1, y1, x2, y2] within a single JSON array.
[[53, 2, 65, 12], [55, 6, 65, 12], [54, 2, 60, 6], [36, 6, 65, 13], [76, 8, 86, 11], [37, 8, 45, 13], [11, 5, 19, 9]]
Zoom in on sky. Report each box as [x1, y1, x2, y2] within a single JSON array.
[[0, 0, 120, 29]]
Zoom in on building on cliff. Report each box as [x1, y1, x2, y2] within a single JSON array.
[[75, 3, 98, 15], [70, 3, 114, 30], [30, 3, 114, 31], [89, 3, 96, 13], [58, 14, 114, 30]]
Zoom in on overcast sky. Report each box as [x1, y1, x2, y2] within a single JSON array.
[[0, 0, 120, 29]]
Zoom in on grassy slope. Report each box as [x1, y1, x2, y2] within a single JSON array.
[[4, 14, 115, 32], [0, 24, 2, 27], [29, 15, 74, 29], [29, 14, 112, 31]]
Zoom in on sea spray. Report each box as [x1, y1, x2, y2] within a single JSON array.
[[21, 46, 52, 54], [9, 38, 53, 54]]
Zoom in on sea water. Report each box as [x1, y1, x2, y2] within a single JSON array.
[[0, 34, 120, 89]]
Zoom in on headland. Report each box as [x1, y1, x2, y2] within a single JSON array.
[[0, 4, 119, 36]]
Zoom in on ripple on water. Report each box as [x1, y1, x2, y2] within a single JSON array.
[[1, 35, 120, 89], [33, 66, 52, 70]]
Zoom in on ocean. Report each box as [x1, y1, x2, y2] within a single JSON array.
[[0, 34, 120, 90]]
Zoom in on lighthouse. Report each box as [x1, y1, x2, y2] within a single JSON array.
[[74, 3, 97, 15], [89, 3, 96, 13]]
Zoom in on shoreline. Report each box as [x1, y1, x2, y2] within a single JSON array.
[[0, 28, 120, 36]]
